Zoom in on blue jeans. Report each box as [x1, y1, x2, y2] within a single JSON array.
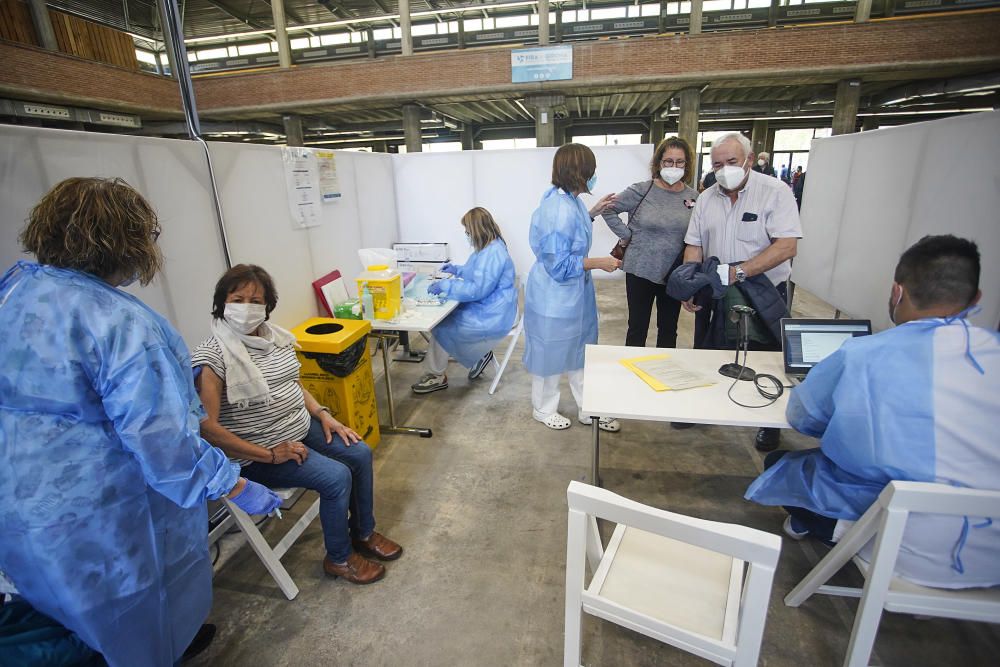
[[241, 418, 375, 563]]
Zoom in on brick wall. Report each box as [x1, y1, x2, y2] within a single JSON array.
[[0, 41, 178, 114], [2, 12, 998, 118], [194, 13, 1000, 115]]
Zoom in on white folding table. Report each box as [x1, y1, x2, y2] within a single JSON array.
[[581, 344, 792, 486], [367, 275, 458, 438]]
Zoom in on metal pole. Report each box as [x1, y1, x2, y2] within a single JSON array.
[[28, 0, 58, 51], [399, 0, 413, 56], [538, 0, 550, 46], [591, 419, 601, 487], [157, 0, 233, 268]]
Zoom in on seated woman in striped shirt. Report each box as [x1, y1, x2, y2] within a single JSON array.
[[192, 264, 401, 585]]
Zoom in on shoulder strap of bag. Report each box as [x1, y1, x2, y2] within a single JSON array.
[[625, 180, 656, 231]]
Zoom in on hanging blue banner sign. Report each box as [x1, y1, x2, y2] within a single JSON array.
[[511, 45, 573, 83]]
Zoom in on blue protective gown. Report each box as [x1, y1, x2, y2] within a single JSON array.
[[433, 239, 517, 368], [745, 317, 1000, 588], [523, 187, 598, 376], [0, 261, 239, 666]]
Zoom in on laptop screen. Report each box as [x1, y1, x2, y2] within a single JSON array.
[[781, 319, 872, 374]]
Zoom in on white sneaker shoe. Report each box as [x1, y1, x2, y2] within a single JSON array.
[[578, 415, 621, 432]]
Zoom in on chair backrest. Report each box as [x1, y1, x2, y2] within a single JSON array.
[[784, 481, 1000, 667], [565, 481, 781, 666], [567, 481, 782, 567]]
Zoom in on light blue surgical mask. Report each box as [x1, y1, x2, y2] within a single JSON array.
[[119, 273, 139, 288], [586, 174, 597, 192]]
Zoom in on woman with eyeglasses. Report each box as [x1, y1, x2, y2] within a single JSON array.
[[600, 136, 699, 348]]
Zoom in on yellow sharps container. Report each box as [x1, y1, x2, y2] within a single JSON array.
[[291, 317, 380, 448]]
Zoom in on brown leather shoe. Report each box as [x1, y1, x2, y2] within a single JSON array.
[[323, 552, 385, 584], [352, 531, 403, 561]]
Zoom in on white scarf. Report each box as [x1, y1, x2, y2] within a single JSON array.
[[211, 317, 298, 408]]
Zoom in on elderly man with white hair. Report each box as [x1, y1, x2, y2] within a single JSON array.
[[752, 151, 776, 177], [679, 132, 802, 451]]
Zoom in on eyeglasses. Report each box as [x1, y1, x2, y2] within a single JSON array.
[[660, 159, 686, 168], [151, 230, 161, 242]]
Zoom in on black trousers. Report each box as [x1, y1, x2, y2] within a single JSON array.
[[625, 272, 682, 348]]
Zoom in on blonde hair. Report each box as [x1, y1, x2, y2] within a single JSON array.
[[462, 207, 505, 252], [20, 177, 162, 285]]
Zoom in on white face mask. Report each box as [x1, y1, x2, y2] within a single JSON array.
[[757, 159, 766, 167], [659, 167, 684, 185], [716, 157, 749, 191], [225, 302, 267, 335], [888, 286, 904, 325]]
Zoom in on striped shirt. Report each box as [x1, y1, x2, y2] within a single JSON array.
[[684, 170, 802, 286], [192, 336, 310, 466]]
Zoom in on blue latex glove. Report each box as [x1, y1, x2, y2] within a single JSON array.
[[440, 263, 458, 275], [229, 479, 282, 515], [427, 281, 445, 296]]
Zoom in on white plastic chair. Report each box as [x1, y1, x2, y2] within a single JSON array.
[[564, 481, 782, 667], [209, 487, 320, 600], [785, 481, 1000, 667], [488, 276, 524, 396]]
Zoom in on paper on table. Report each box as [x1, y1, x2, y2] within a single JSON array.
[[620, 354, 716, 391]]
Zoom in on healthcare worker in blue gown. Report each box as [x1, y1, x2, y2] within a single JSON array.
[[745, 235, 1000, 589], [411, 207, 517, 394], [523, 143, 623, 432], [0, 177, 280, 666]]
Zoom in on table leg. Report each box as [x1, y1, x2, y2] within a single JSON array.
[[393, 331, 425, 363], [375, 332, 432, 438], [591, 418, 601, 487]]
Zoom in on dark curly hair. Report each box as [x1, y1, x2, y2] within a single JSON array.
[[20, 177, 163, 285]]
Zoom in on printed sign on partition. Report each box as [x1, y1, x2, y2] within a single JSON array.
[[315, 150, 341, 201], [511, 45, 572, 83], [282, 147, 321, 229]]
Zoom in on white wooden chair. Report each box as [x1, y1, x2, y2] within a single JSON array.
[[208, 488, 320, 600], [488, 276, 524, 395], [564, 481, 782, 667], [784, 481, 1000, 667]]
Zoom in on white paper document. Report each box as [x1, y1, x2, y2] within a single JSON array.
[[632, 357, 715, 391], [800, 332, 852, 363]]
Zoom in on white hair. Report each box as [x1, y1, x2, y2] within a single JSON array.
[[712, 132, 752, 159]]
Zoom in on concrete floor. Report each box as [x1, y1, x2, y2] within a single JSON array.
[[194, 278, 999, 667]]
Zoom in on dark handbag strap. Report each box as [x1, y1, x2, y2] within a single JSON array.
[[622, 180, 656, 237]]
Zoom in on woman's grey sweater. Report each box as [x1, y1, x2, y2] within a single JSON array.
[[601, 179, 698, 285]]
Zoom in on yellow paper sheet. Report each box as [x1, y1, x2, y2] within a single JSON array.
[[620, 354, 716, 392], [619, 354, 671, 391]]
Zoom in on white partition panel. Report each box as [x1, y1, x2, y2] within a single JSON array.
[[0, 127, 399, 346], [395, 144, 651, 280], [794, 111, 1000, 331], [0, 125, 228, 346]]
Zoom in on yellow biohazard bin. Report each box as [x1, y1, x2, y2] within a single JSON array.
[[291, 317, 380, 448], [356, 265, 402, 320]]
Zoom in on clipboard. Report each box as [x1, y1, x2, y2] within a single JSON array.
[[311, 269, 348, 317]]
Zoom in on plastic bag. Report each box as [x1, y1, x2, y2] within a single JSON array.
[[358, 248, 398, 270]]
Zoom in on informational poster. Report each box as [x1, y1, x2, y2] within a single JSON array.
[[282, 146, 321, 228], [511, 45, 572, 83], [315, 150, 341, 201]]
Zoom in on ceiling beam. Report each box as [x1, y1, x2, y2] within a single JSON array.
[[203, 0, 268, 30]]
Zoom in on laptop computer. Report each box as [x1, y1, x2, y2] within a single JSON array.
[[781, 318, 872, 384]]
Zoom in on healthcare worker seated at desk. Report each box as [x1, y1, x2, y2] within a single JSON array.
[[745, 235, 1000, 589], [0, 177, 280, 667], [193, 264, 403, 586], [411, 207, 517, 394]]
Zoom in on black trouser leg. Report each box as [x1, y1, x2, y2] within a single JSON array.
[[654, 289, 681, 349], [625, 272, 657, 347]]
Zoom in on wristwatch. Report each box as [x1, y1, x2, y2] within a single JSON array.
[[734, 265, 747, 283]]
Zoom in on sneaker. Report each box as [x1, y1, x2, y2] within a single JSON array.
[[578, 414, 621, 433], [755, 427, 781, 452], [411, 373, 448, 394], [783, 516, 809, 541], [468, 350, 494, 380]]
